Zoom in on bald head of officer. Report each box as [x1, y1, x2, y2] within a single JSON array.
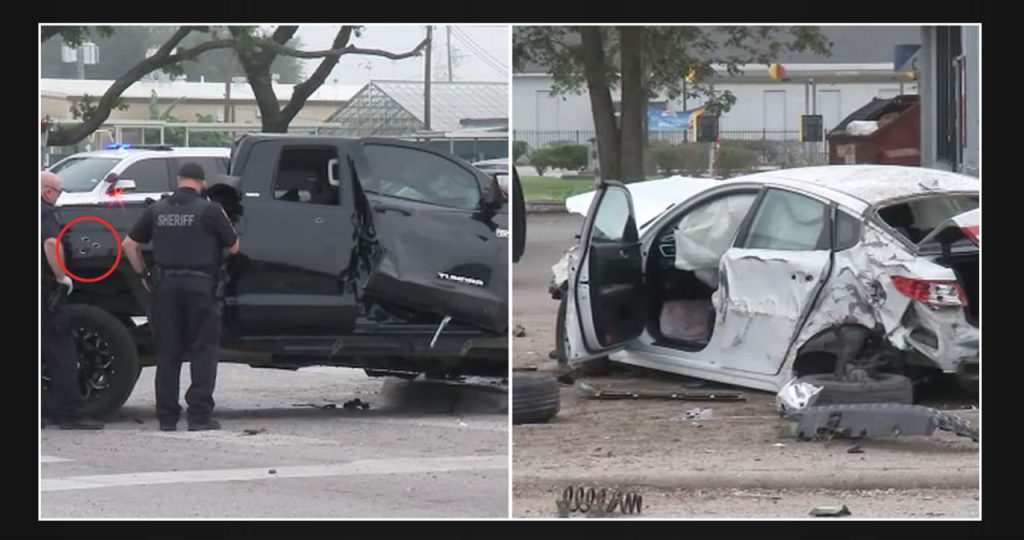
[[41, 170, 62, 205]]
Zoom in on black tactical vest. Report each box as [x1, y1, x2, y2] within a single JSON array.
[[150, 191, 220, 274]]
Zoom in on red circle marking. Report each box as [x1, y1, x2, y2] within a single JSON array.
[[55, 216, 122, 283]]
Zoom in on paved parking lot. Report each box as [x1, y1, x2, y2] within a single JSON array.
[[41, 364, 508, 518], [512, 213, 979, 518]]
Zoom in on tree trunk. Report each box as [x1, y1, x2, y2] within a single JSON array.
[[618, 27, 645, 182], [579, 26, 620, 181]]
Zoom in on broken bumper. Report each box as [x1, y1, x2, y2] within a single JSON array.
[[903, 303, 979, 379]]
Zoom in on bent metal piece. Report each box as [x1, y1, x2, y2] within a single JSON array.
[[576, 381, 744, 401], [789, 403, 979, 443]]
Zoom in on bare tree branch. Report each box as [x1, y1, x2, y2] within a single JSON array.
[[259, 36, 429, 60], [279, 27, 354, 124], [48, 27, 234, 146], [271, 25, 299, 45]]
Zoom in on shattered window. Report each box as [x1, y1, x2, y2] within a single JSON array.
[[743, 189, 829, 251], [363, 144, 481, 210], [877, 195, 978, 244]]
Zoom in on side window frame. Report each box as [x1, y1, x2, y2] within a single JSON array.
[[269, 144, 347, 207], [734, 187, 833, 251], [833, 207, 862, 251], [360, 142, 483, 210], [120, 157, 174, 193]]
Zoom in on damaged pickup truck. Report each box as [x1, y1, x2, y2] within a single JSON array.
[[46, 134, 508, 417], [550, 165, 979, 401]]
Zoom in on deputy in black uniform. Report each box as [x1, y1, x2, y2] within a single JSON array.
[[40, 171, 104, 429], [123, 163, 240, 431]]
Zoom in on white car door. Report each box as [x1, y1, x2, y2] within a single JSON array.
[[713, 187, 835, 376], [564, 182, 646, 364]]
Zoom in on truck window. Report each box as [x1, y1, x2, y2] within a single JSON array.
[[363, 144, 481, 210], [272, 147, 340, 206], [120, 158, 173, 193], [175, 157, 228, 182]]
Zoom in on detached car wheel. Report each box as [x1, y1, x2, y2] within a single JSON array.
[[42, 305, 140, 419], [512, 372, 560, 424], [798, 372, 913, 405]]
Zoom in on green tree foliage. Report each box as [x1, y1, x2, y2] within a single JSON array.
[[514, 26, 832, 181]]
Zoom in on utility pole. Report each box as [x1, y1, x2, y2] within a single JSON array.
[[446, 25, 454, 82], [224, 77, 231, 124], [424, 25, 433, 131], [76, 46, 86, 80]]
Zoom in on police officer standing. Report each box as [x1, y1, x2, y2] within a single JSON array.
[[40, 171, 103, 429], [123, 163, 239, 431]]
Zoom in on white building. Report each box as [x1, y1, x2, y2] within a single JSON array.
[[513, 26, 923, 140]]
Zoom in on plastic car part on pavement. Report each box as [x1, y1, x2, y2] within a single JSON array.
[[775, 378, 823, 414], [788, 403, 978, 443]]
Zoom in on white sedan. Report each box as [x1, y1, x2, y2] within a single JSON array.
[[550, 165, 979, 398]]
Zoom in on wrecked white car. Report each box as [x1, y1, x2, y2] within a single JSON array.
[[550, 165, 979, 399]]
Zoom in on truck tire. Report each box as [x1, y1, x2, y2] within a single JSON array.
[[512, 372, 560, 424], [555, 296, 609, 375], [798, 372, 913, 405], [43, 305, 140, 419]]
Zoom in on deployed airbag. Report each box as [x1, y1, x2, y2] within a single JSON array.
[[673, 193, 757, 287]]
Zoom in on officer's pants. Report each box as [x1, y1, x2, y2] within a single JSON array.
[[152, 276, 220, 423], [41, 289, 83, 420]]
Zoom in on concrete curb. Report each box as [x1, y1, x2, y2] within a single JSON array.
[[525, 202, 568, 214], [514, 467, 979, 491]]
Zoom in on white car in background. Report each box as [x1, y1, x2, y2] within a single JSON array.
[[47, 145, 230, 207], [550, 165, 979, 399]]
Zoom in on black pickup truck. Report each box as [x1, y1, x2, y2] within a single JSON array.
[[48, 134, 509, 417]]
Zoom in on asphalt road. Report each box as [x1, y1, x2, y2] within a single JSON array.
[[41, 365, 508, 518], [511, 212, 980, 518]]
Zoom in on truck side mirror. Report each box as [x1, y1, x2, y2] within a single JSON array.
[[480, 174, 505, 212]]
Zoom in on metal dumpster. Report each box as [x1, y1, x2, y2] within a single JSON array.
[[828, 95, 921, 166]]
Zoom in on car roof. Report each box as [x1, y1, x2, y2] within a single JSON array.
[[723, 165, 979, 209], [65, 147, 230, 160]]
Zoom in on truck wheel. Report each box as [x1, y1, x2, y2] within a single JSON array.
[[798, 372, 913, 405], [512, 372, 560, 424], [555, 296, 609, 375], [44, 305, 140, 419]]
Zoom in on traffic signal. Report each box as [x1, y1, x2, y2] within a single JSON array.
[[800, 115, 824, 142]]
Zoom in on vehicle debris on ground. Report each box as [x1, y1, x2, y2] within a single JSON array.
[[577, 380, 744, 401], [810, 504, 852, 517]]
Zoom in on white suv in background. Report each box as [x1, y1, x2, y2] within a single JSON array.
[[47, 145, 230, 207]]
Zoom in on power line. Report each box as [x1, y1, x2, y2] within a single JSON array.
[[450, 28, 507, 77], [450, 26, 505, 69], [452, 26, 507, 72]]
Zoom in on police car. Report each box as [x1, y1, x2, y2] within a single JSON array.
[[47, 144, 230, 207]]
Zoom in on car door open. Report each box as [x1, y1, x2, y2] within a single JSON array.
[[565, 182, 646, 364]]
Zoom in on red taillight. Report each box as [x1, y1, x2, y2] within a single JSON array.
[[892, 276, 967, 307], [961, 225, 980, 245]]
